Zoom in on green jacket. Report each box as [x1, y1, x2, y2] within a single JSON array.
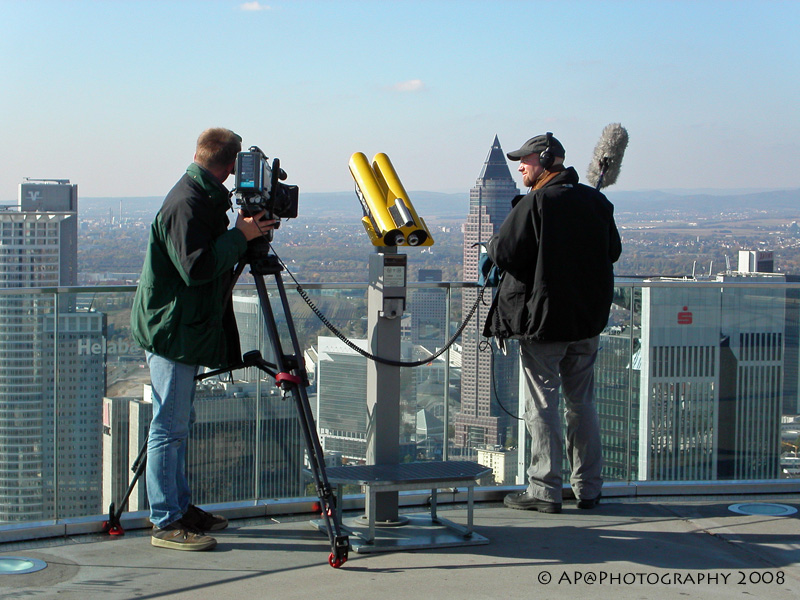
[[131, 163, 248, 368]]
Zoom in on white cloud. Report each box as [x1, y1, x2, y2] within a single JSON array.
[[390, 79, 425, 93], [240, 2, 271, 11]]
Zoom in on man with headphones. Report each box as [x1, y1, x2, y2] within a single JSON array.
[[483, 133, 621, 514]]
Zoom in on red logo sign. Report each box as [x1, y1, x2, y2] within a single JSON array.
[[677, 306, 693, 325]]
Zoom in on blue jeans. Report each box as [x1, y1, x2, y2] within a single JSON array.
[[519, 336, 603, 504], [145, 352, 198, 528]]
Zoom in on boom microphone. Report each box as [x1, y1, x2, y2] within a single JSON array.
[[587, 123, 629, 189]]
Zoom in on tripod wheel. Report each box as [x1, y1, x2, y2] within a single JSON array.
[[102, 521, 125, 536], [329, 553, 346, 568]]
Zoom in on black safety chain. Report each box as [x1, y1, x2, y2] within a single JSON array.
[[267, 244, 491, 368], [478, 338, 522, 421]]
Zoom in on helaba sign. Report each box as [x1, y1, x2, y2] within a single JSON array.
[[78, 338, 134, 355]]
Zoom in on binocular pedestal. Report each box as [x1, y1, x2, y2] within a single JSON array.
[[365, 250, 404, 524], [311, 249, 489, 553]]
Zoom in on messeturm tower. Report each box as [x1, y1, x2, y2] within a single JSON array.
[[454, 137, 520, 454]]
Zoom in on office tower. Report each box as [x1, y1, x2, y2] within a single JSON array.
[[102, 397, 132, 513], [738, 250, 774, 274], [0, 179, 105, 522], [410, 269, 446, 350], [476, 446, 518, 485], [595, 327, 641, 481], [784, 275, 800, 415], [738, 249, 800, 416], [105, 286, 310, 512], [718, 271, 785, 479], [454, 136, 519, 453], [638, 272, 784, 481], [187, 381, 305, 503], [314, 336, 441, 462], [231, 293, 276, 382], [117, 381, 306, 511], [315, 336, 369, 461], [127, 399, 152, 511]]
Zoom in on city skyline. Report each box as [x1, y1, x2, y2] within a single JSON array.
[[2, 0, 799, 202]]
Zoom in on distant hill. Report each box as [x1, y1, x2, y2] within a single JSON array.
[[80, 188, 799, 220], [606, 188, 800, 215], [80, 191, 470, 220]]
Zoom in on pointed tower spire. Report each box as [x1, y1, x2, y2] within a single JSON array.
[[478, 135, 514, 181]]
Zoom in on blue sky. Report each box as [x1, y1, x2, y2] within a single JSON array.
[[1, 0, 798, 201]]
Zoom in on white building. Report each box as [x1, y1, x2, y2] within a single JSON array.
[[0, 180, 105, 522], [638, 270, 785, 481]]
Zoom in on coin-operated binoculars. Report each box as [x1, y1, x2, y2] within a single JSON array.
[[348, 152, 434, 524], [349, 152, 434, 248]]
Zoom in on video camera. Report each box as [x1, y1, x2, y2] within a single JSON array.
[[232, 146, 299, 220]]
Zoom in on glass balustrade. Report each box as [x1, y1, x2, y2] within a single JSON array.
[[1, 279, 798, 531]]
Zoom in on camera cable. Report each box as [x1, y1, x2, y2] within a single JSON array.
[[478, 338, 522, 421], [260, 239, 492, 369]]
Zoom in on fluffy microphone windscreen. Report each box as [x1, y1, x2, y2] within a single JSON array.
[[587, 123, 629, 189]]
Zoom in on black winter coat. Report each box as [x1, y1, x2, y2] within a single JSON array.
[[483, 167, 621, 342]]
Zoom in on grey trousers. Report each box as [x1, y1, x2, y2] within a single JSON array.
[[519, 336, 603, 503]]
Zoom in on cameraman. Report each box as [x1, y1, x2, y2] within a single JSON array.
[[131, 127, 275, 551]]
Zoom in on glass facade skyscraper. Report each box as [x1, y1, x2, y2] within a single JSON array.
[[0, 180, 105, 522], [639, 273, 785, 481], [454, 137, 520, 453]]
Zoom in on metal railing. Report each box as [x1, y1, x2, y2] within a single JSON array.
[[1, 278, 798, 541]]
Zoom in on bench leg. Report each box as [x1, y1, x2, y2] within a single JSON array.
[[367, 486, 376, 543], [466, 485, 474, 535], [335, 483, 343, 525]]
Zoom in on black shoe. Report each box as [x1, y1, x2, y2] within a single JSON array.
[[577, 494, 601, 509], [504, 491, 562, 513], [183, 504, 228, 532]]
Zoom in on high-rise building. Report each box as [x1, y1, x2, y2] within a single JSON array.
[[186, 381, 305, 503], [638, 271, 785, 481], [476, 445, 518, 485], [102, 397, 132, 513], [104, 289, 310, 511], [109, 381, 306, 512], [314, 336, 445, 463], [454, 136, 520, 453], [595, 326, 641, 481], [410, 269, 446, 350], [784, 274, 800, 415], [315, 336, 370, 461], [0, 179, 105, 522]]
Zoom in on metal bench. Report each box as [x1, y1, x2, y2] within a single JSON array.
[[314, 460, 491, 553]]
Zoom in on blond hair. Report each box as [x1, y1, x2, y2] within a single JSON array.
[[195, 128, 242, 170]]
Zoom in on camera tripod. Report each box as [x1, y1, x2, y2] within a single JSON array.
[[104, 241, 349, 569]]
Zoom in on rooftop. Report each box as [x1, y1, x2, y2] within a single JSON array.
[[2, 489, 800, 599]]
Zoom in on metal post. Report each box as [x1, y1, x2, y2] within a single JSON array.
[[365, 248, 406, 523]]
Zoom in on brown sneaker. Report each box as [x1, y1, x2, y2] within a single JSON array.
[[183, 504, 228, 532], [151, 519, 217, 551]]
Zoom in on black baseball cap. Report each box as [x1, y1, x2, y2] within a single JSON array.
[[506, 133, 566, 161]]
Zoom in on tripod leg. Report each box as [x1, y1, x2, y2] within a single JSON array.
[[253, 272, 349, 568], [103, 435, 148, 535]]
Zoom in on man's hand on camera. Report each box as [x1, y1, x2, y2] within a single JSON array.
[[236, 210, 277, 241]]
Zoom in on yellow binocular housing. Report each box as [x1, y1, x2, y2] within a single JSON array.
[[348, 152, 434, 247]]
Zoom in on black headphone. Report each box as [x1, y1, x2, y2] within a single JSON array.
[[539, 132, 555, 169]]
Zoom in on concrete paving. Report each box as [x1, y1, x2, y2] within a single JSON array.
[[2, 494, 800, 600]]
